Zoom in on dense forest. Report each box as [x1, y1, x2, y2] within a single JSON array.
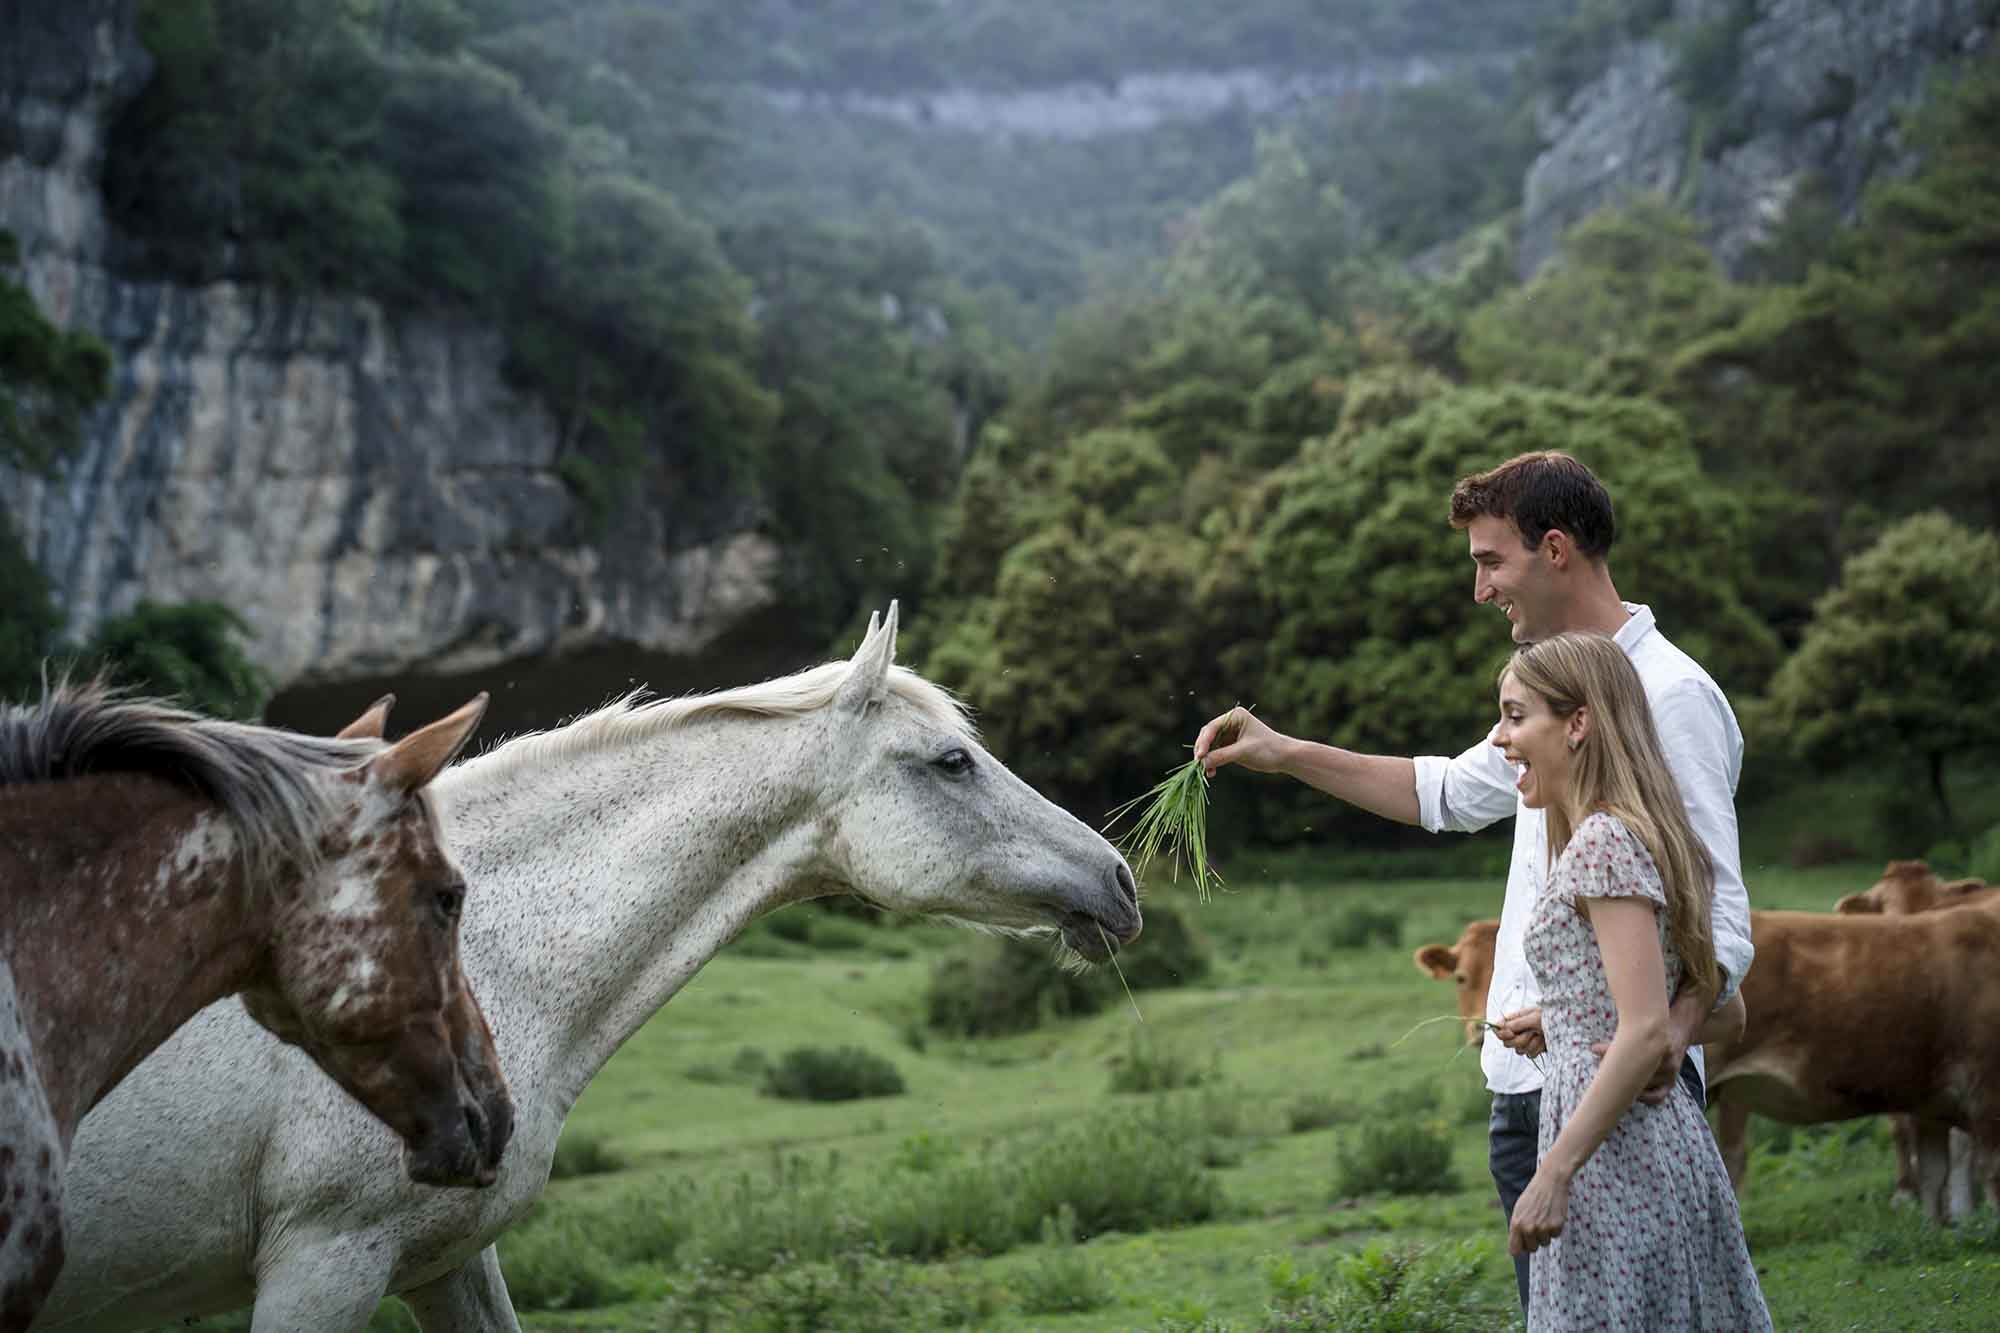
[[3, 0, 1997, 870]]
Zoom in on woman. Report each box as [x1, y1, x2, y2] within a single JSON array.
[[1492, 632, 1770, 1331]]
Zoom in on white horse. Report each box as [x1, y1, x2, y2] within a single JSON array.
[[39, 605, 1139, 1331]]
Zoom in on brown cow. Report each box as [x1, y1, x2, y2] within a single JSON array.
[[1833, 859, 1997, 917], [1413, 919, 1500, 1047], [1706, 900, 2000, 1225], [1830, 860, 1997, 1211]]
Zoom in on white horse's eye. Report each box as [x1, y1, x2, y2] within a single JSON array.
[[932, 748, 975, 776]]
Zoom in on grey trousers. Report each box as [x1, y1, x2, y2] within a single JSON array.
[[1489, 1059, 1706, 1316]]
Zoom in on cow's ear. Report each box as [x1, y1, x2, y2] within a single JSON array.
[[1413, 945, 1458, 979], [1834, 893, 1881, 915]]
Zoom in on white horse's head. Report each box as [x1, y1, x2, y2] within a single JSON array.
[[814, 603, 1141, 959]]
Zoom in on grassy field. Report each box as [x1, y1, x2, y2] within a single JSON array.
[[170, 860, 2000, 1331]]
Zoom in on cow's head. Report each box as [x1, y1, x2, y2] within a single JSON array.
[[1413, 918, 1499, 1046], [1837, 859, 1994, 916]]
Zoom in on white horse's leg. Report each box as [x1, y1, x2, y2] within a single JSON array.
[[250, 1242, 394, 1333], [400, 1246, 523, 1333]]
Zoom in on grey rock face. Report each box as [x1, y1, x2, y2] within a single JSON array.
[[0, 0, 780, 689], [1520, 0, 1990, 277]]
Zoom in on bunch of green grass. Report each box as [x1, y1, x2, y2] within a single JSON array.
[[1104, 755, 1222, 901]]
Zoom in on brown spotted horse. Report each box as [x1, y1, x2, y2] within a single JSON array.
[[0, 682, 514, 1330]]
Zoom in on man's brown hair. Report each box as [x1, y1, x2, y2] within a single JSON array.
[[1449, 451, 1615, 558]]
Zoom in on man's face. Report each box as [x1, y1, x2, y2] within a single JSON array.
[[1466, 514, 1555, 643]]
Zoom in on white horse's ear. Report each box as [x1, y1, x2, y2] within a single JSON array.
[[834, 601, 899, 715]]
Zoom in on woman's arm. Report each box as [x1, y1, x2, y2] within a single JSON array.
[[1508, 897, 1671, 1256]]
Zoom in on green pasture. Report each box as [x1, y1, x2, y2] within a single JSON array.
[[163, 861, 2000, 1332]]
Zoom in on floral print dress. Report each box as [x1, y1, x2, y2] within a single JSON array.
[[1525, 811, 1771, 1332]]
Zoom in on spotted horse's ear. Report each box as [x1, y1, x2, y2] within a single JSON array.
[[334, 694, 396, 741], [367, 695, 488, 795], [833, 601, 899, 716]]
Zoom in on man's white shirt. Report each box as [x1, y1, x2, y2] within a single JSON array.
[[1411, 603, 1755, 1095]]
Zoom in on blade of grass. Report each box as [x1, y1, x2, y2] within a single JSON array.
[[1098, 922, 1143, 1025]]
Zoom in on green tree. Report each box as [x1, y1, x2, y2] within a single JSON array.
[[71, 602, 270, 721], [1253, 386, 1780, 769], [1763, 513, 2000, 834]]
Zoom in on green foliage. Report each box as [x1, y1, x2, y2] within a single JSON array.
[[1260, 1240, 1501, 1331], [1461, 201, 1749, 395], [1255, 385, 1781, 764], [924, 937, 1108, 1038], [1325, 904, 1406, 951], [1668, 59, 2000, 558], [1332, 1120, 1461, 1197], [761, 1045, 907, 1102], [1115, 900, 1214, 990], [1108, 1032, 1216, 1095], [0, 230, 113, 473], [546, 1127, 625, 1181], [1971, 825, 2000, 884], [1763, 513, 2000, 831], [1018, 1206, 1114, 1316], [0, 517, 62, 704], [69, 601, 269, 721]]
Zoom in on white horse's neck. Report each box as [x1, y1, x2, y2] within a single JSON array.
[[433, 713, 830, 1117]]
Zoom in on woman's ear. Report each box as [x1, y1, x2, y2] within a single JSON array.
[[1566, 706, 1591, 751]]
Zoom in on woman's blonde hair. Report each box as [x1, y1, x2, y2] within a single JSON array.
[[1504, 632, 1718, 1000]]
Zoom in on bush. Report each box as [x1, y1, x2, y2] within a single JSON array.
[[1115, 900, 1214, 989], [1017, 1206, 1114, 1315], [763, 1046, 907, 1102], [1325, 903, 1405, 950], [1259, 1240, 1502, 1331], [1333, 1121, 1460, 1197], [1285, 1092, 1349, 1134], [659, 1248, 1003, 1331], [1972, 824, 2000, 883], [1109, 1032, 1216, 1094], [924, 936, 1106, 1037], [547, 1127, 625, 1180]]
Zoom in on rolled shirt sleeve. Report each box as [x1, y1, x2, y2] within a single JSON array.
[[1653, 678, 1754, 1004], [1414, 727, 1523, 835]]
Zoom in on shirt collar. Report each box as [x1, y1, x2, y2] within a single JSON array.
[[1612, 601, 1654, 651]]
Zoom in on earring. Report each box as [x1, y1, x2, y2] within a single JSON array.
[[1567, 738, 1581, 752]]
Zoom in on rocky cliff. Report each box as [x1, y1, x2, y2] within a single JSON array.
[[1519, 0, 1992, 276], [0, 0, 783, 697]]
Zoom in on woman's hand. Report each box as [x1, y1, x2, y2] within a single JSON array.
[[1508, 1165, 1570, 1257], [1494, 1007, 1546, 1058]]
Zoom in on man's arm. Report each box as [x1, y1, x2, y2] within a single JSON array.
[[1655, 680, 1754, 1003], [1193, 706, 1519, 833]]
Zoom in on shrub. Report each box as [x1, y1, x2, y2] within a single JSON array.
[[547, 1127, 625, 1180], [809, 917, 873, 951], [1325, 903, 1405, 950], [1017, 1206, 1114, 1315], [659, 1248, 1003, 1331], [1116, 900, 1214, 989], [1333, 1121, 1460, 1197], [1285, 1093, 1349, 1134], [1109, 1032, 1215, 1094], [763, 1046, 907, 1102], [498, 1206, 634, 1312], [924, 937, 1105, 1037], [1260, 1240, 1501, 1331], [1972, 824, 2000, 883]]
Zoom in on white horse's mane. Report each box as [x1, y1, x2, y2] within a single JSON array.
[[458, 661, 976, 785]]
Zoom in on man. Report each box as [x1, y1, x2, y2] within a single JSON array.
[[1192, 450, 1754, 1315]]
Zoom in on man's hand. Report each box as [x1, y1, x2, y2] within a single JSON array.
[[1192, 706, 1291, 778], [1493, 1007, 1546, 1059], [1590, 1001, 1696, 1106], [1507, 1164, 1570, 1257]]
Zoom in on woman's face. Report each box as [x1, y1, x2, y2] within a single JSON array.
[[1493, 670, 1578, 810]]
